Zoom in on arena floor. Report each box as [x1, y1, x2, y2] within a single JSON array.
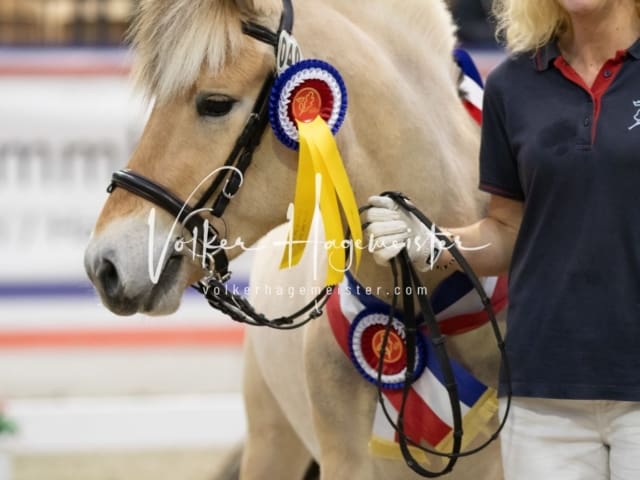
[[13, 448, 236, 480]]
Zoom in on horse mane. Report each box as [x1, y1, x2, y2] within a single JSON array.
[[129, 0, 459, 103], [376, 0, 459, 88], [387, 0, 457, 60], [128, 0, 279, 101]]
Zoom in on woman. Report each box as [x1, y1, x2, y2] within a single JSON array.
[[365, 0, 640, 478]]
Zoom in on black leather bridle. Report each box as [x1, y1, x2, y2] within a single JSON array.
[[108, 0, 335, 330], [108, 0, 294, 283]]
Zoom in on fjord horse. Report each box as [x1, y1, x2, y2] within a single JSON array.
[[84, 0, 502, 478]]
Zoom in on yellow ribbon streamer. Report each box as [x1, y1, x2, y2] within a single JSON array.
[[280, 130, 316, 269], [280, 116, 363, 286]]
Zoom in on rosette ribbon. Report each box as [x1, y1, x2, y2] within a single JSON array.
[[269, 59, 362, 286]]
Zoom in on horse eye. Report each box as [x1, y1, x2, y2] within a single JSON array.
[[196, 94, 237, 118]]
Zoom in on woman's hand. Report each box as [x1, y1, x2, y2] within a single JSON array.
[[363, 195, 445, 271]]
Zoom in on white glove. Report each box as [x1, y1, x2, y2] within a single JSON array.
[[364, 195, 446, 271]]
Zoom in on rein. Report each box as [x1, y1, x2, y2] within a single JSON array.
[[369, 192, 512, 477], [194, 276, 331, 330]]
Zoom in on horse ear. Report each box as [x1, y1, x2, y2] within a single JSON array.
[[233, 0, 281, 17]]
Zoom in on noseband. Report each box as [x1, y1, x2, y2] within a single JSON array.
[[108, 0, 294, 282]]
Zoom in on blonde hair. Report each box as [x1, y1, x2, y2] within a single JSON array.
[[492, 0, 640, 53]]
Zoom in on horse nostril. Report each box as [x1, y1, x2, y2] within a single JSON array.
[[86, 251, 141, 316], [97, 257, 121, 299]]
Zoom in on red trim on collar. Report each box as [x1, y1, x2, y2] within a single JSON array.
[[553, 53, 625, 143]]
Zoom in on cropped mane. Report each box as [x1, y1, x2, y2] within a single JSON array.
[[129, 0, 456, 102], [128, 0, 278, 101]]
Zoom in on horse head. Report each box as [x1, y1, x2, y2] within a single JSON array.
[[85, 0, 299, 315], [85, 0, 481, 318]]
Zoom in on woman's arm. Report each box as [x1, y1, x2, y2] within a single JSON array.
[[442, 194, 523, 277], [364, 194, 523, 277]]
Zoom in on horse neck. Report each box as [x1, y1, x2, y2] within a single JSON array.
[[341, 109, 485, 296], [289, 0, 485, 292]]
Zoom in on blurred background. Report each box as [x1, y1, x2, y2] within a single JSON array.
[[0, 1, 503, 479]]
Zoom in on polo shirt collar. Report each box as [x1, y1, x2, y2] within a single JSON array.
[[534, 36, 640, 71], [534, 41, 561, 71], [627, 37, 640, 59]]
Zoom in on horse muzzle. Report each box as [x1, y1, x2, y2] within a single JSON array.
[[84, 216, 189, 316]]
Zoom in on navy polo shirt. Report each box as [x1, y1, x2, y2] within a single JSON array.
[[480, 38, 640, 400]]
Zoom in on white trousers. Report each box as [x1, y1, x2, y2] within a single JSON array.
[[499, 397, 640, 480]]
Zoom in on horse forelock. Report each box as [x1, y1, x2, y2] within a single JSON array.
[[129, 0, 280, 102]]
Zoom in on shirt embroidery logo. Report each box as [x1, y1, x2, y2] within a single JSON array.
[[629, 100, 640, 130]]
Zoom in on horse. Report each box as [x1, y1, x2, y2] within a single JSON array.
[[84, 0, 503, 478]]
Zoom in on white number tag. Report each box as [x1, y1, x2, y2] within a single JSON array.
[[276, 31, 303, 75]]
